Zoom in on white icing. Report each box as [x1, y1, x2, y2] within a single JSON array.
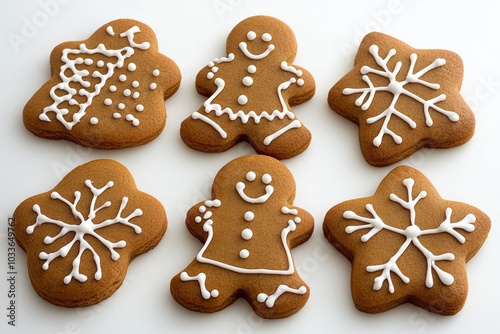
[[241, 228, 253, 240], [109, 85, 117, 92], [127, 63, 136, 71], [118, 103, 125, 110], [257, 285, 307, 308], [119, 74, 127, 82], [246, 171, 256, 181], [246, 31, 256, 41], [38, 25, 151, 130], [244, 211, 254, 221], [242, 76, 253, 87], [84, 58, 93, 66], [126, 114, 140, 126], [247, 65, 257, 74], [261, 33, 272, 42], [236, 181, 274, 204], [136, 104, 144, 112], [113, 112, 121, 119], [133, 92, 140, 99], [150, 83, 157, 90], [152, 69, 160, 77], [207, 72, 214, 79], [180, 272, 219, 299], [90, 117, 98, 125], [239, 249, 250, 259], [27, 180, 142, 284], [261, 174, 272, 184], [237, 95, 248, 105], [123, 89, 131, 97], [344, 177, 476, 293], [343, 44, 459, 147], [239, 42, 275, 60], [104, 98, 112, 106], [132, 80, 139, 88]]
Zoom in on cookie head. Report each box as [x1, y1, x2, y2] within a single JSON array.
[[227, 16, 297, 62], [214, 154, 295, 203]]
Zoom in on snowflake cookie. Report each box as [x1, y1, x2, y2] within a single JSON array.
[[180, 16, 315, 160], [328, 32, 475, 166], [13, 159, 167, 307], [23, 19, 181, 149], [170, 155, 314, 318], [323, 165, 490, 315]]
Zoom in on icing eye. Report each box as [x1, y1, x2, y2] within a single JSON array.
[[247, 31, 256, 41], [246, 171, 256, 181], [262, 33, 272, 42], [262, 174, 272, 184]]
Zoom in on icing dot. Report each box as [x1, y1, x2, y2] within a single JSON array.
[[104, 98, 112, 106], [132, 119, 140, 126], [247, 65, 256, 74], [150, 83, 157, 90], [119, 74, 127, 82], [75, 57, 83, 65], [246, 171, 256, 181], [136, 104, 144, 112], [132, 81, 139, 88], [90, 117, 98, 125], [97, 60, 104, 67], [84, 58, 93, 65], [262, 33, 272, 42], [241, 228, 253, 240], [297, 78, 304, 86], [212, 66, 219, 73], [123, 89, 131, 97], [294, 217, 302, 223], [237, 95, 248, 105], [244, 211, 254, 222], [109, 85, 117, 92], [207, 72, 214, 79], [211, 290, 219, 298], [118, 103, 125, 110], [262, 174, 272, 184], [127, 63, 136, 71], [208, 61, 215, 68], [247, 31, 256, 41], [195, 216, 202, 223], [113, 112, 121, 119], [133, 92, 140, 99], [199, 206, 206, 213], [152, 69, 160, 77], [239, 249, 250, 259], [242, 76, 253, 87]]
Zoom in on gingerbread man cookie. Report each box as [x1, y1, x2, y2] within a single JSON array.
[[23, 19, 181, 149], [170, 155, 314, 318], [328, 32, 475, 166], [323, 165, 490, 315], [13, 159, 167, 307], [180, 16, 315, 160]]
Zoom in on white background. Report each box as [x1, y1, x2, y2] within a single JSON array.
[[1, 1, 499, 333]]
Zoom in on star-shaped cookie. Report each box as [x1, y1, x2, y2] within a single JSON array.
[[328, 32, 475, 166], [323, 165, 490, 315]]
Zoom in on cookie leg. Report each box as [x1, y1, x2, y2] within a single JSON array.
[[180, 109, 238, 153], [170, 263, 237, 314], [246, 276, 310, 319], [250, 120, 311, 160]]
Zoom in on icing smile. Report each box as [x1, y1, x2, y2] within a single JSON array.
[[239, 42, 275, 60], [239, 30, 275, 60], [236, 171, 274, 204]]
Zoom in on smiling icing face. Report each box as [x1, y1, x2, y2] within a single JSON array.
[[239, 31, 275, 60], [227, 16, 297, 62]]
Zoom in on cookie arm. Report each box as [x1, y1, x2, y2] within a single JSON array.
[[285, 206, 314, 248], [185, 201, 215, 243], [195, 61, 224, 97], [283, 65, 316, 107]]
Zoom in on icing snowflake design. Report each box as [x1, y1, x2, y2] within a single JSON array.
[[27, 180, 143, 284], [343, 44, 460, 147], [344, 177, 476, 293], [40, 25, 160, 130]]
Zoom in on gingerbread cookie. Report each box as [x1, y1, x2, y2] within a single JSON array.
[[13, 159, 167, 307], [323, 165, 490, 315], [170, 155, 314, 318], [180, 16, 315, 160], [328, 32, 475, 166], [23, 19, 181, 149]]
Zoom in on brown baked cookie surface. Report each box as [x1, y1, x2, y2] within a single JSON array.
[[13, 159, 167, 307], [328, 32, 475, 166], [23, 19, 181, 149], [323, 165, 490, 315], [180, 16, 315, 160], [170, 155, 314, 318]]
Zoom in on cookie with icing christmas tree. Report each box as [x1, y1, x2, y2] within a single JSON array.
[[323, 165, 490, 315], [13, 159, 167, 307], [170, 155, 314, 318], [328, 32, 475, 166], [23, 19, 181, 149], [180, 15, 315, 160]]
